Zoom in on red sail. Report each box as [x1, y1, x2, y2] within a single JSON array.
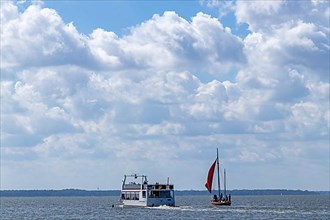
[[205, 159, 217, 193]]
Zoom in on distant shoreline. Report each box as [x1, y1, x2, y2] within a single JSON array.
[[0, 189, 328, 197]]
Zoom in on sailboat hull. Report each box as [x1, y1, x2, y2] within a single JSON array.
[[211, 201, 231, 206]]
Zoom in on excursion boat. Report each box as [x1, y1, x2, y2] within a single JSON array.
[[119, 174, 175, 207], [205, 148, 231, 206]]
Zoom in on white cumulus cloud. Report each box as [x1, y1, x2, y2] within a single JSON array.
[[1, 0, 329, 190]]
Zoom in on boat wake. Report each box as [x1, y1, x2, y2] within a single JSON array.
[[146, 205, 183, 210], [147, 205, 224, 212]]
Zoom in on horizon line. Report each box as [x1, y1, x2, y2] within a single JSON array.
[[1, 188, 329, 192]]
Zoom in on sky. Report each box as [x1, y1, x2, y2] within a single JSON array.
[[0, 0, 329, 191]]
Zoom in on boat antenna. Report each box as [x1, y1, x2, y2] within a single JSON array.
[[216, 148, 221, 199]]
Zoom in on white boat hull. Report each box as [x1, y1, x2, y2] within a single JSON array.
[[121, 198, 175, 207]]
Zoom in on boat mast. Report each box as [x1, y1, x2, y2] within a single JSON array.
[[216, 148, 221, 198], [224, 169, 227, 196]]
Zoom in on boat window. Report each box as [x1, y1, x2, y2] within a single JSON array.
[[142, 191, 146, 198], [148, 190, 172, 198], [159, 191, 171, 198], [122, 192, 128, 200], [122, 191, 141, 200], [133, 192, 139, 200], [149, 191, 160, 198]]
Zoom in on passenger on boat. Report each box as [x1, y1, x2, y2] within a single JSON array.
[[213, 194, 218, 202]]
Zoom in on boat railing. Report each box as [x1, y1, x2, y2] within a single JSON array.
[[123, 183, 141, 190], [147, 184, 174, 190]]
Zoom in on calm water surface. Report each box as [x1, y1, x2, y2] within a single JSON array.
[[1, 195, 329, 219]]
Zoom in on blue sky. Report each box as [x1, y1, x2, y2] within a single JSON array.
[[45, 1, 216, 35], [43, 0, 249, 37], [1, 0, 329, 191]]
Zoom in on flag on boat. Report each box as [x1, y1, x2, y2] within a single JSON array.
[[205, 159, 217, 193]]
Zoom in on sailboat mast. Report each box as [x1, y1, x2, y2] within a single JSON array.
[[224, 169, 227, 196], [216, 148, 221, 198]]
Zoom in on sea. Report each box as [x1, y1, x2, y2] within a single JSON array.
[[1, 195, 329, 219]]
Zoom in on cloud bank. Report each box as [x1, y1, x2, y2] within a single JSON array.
[[1, 0, 329, 190]]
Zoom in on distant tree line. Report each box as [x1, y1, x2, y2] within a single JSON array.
[[0, 189, 326, 197], [229, 189, 320, 196], [0, 189, 120, 197], [175, 189, 321, 196]]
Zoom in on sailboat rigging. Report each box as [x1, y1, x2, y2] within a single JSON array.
[[205, 148, 231, 206]]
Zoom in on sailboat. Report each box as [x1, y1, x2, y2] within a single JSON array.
[[205, 148, 231, 206]]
